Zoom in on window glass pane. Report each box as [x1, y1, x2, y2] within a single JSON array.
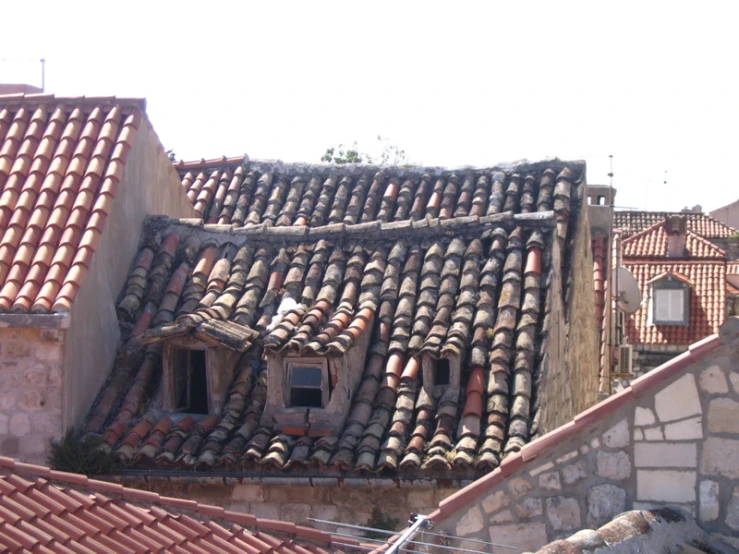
[[291, 365, 323, 388], [290, 388, 323, 407], [655, 289, 684, 322]]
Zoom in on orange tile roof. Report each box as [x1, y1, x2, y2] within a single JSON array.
[[622, 221, 725, 259], [0, 456, 356, 554], [728, 261, 739, 275], [0, 94, 145, 314], [624, 261, 726, 344], [614, 210, 737, 239]]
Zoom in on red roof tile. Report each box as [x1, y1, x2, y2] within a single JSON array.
[[0, 456, 350, 554], [622, 221, 725, 258], [0, 94, 144, 314], [614, 210, 737, 239], [624, 261, 726, 344]]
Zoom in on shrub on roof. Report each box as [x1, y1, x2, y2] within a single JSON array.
[[48, 429, 124, 476]]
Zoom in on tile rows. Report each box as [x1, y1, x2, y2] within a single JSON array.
[[0, 456, 351, 554], [614, 210, 737, 239], [83, 163, 581, 477], [622, 222, 725, 258], [624, 261, 726, 345], [177, 159, 559, 228], [0, 95, 143, 313]]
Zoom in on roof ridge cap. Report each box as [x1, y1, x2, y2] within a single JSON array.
[[0, 93, 147, 111]]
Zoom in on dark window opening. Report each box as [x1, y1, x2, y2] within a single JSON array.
[[436, 359, 451, 386], [289, 365, 324, 408], [175, 349, 209, 415], [598, 196, 605, 205]]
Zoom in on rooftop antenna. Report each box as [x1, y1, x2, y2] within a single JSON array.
[[608, 154, 614, 188], [0, 57, 45, 91]]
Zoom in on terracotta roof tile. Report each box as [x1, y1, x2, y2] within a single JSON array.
[[622, 221, 725, 258], [624, 261, 726, 344], [0, 94, 144, 314], [86, 159, 586, 479], [0, 456, 346, 554], [614, 210, 738, 239]]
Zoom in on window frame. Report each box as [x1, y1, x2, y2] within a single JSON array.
[[650, 278, 690, 326], [284, 357, 329, 409]]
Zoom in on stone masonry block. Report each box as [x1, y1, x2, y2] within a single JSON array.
[[488, 523, 548, 554], [515, 497, 543, 519], [456, 506, 484, 537], [727, 487, 739, 531], [634, 442, 697, 468], [634, 407, 656, 427], [507, 476, 534, 497], [654, 374, 701, 422], [587, 484, 626, 528], [664, 416, 703, 440], [700, 366, 729, 394], [699, 480, 719, 522], [637, 470, 696, 503], [602, 418, 629, 448], [561, 461, 587, 485], [546, 496, 582, 531], [482, 490, 511, 515], [707, 397, 739, 434], [701, 437, 739, 479], [595, 451, 631, 480], [231, 484, 265, 502], [539, 471, 562, 491]]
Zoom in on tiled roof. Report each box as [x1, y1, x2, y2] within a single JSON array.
[[0, 456, 358, 553], [614, 210, 738, 239], [85, 160, 585, 477], [174, 157, 567, 227], [622, 222, 726, 259], [527, 508, 690, 554], [0, 94, 144, 313], [624, 261, 726, 344], [728, 261, 739, 275]]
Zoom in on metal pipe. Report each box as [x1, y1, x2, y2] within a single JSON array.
[[385, 515, 428, 554]]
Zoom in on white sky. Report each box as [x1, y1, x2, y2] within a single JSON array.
[[2, 1, 738, 212]]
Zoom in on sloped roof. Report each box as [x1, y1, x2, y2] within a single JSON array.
[[622, 221, 726, 259], [624, 261, 726, 345], [0, 456, 359, 553], [85, 159, 585, 477], [0, 94, 144, 313], [614, 210, 737, 239]]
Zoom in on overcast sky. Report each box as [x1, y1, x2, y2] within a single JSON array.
[[2, 1, 737, 212]]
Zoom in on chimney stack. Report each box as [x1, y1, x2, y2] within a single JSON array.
[[666, 215, 687, 257]]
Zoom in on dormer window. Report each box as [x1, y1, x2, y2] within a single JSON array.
[[648, 271, 690, 326], [288, 360, 328, 408], [174, 349, 209, 414]]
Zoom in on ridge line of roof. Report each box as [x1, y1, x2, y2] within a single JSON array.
[[0, 455, 349, 548], [150, 210, 557, 245], [413, 329, 724, 528], [175, 156, 586, 179], [0, 93, 147, 111]]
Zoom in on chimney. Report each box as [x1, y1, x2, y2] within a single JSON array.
[[666, 215, 687, 257]]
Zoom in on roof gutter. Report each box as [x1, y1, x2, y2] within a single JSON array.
[[110, 469, 473, 489]]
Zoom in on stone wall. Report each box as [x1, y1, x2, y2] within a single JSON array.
[[0, 326, 65, 464], [115, 477, 455, 535], [431, 330, 739, 552], [62, 117, 196, 430]]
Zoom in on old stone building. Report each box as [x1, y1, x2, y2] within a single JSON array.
[[395, 316, 739, 553], [78, 156, 601, 524], [0, 93, 195, 463]]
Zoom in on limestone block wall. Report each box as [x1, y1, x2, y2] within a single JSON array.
[[0, 327, 65, 464], [114, 478, 456, 535], [429, 330, 739, 553]]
